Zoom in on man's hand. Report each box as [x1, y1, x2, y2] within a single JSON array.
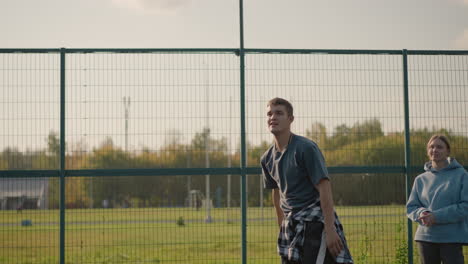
[[276, 214, 284, 228], [316, 179, 343, 258], [419, 211, 436, 226], [325, 226, 343, 257]]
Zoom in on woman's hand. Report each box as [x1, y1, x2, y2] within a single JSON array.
[[419, 211, 436, 226]]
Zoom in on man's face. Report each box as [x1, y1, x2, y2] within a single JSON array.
[[266, 104, 293, 135]]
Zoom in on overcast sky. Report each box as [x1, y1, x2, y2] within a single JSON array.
[[1, 0, 468, 50], [1, 0, 468, 154]]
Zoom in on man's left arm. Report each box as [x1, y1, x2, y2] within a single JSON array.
[[316, 178, 343, 258]]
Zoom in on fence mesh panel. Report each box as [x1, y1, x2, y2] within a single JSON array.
[[0, 53, 60, 169], [0, 177, 59, 263], [408, 54, 468, 262], [65, 52, 240, 169]]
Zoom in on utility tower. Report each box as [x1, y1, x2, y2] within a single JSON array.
[[123, 96, 131, 152]]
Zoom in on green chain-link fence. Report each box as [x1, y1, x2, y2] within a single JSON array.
[[1, 48, 467, 264]]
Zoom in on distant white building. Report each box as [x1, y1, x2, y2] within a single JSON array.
[[0, 178, 49, 210]]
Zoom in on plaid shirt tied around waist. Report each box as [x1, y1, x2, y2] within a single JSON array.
[[278, 200, 353, 263]]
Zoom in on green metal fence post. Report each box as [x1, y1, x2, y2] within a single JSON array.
[[59, 47, 66, 264], [239, 0, 247, 263], [402, 49, 413, 264]]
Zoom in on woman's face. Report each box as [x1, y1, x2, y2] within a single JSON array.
[[427, 138, 450, 163]]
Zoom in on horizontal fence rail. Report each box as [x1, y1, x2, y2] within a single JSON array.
[[1, 48, 467, 264]]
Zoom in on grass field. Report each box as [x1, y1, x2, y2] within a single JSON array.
[[1, 206, 467, 264]]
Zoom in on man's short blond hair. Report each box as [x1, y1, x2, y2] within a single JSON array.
[[267, 97, 293, 117]]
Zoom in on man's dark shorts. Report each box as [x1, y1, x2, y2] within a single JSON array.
[[281, 222, 337, 264]]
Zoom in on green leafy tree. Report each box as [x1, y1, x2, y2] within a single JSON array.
[[88, 137, 131, 207], [329, 124, 352, 149], [306, 122, 328, 148]]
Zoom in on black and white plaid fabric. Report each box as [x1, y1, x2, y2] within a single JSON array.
[[278, 200, 353, 263]]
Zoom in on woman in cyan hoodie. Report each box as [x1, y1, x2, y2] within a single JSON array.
[[407, 134, 468, 264]]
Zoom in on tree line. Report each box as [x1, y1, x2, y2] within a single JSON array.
[[1, 120, 467, 208]]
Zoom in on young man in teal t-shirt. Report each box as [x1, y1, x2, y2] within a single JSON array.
[[261, 97, 353, 264]]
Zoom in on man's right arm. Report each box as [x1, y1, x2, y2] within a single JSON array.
[[260, 151, 283, 226], [272, 188, 283, 227]]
